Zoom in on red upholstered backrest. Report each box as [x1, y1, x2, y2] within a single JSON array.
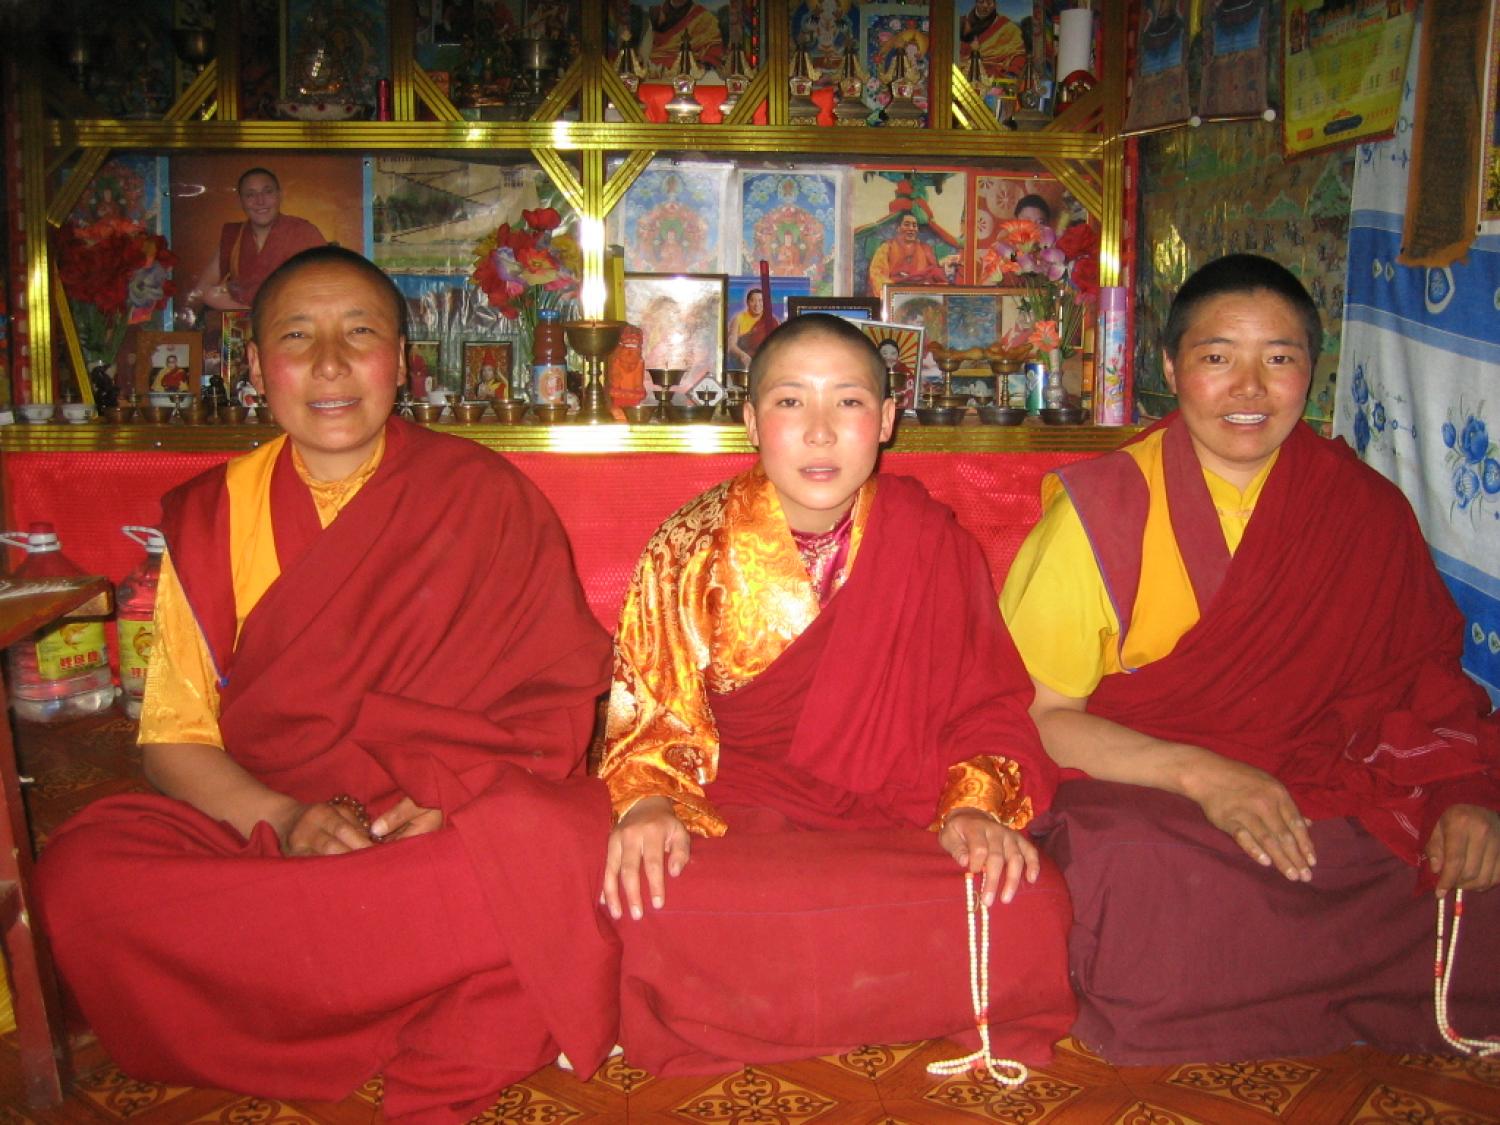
[[2, 449, 1092, 632]]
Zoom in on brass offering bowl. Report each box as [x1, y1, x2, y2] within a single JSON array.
[[452, 401, 488, 424], [915, 406, 964, 426], [532, 402, 569, 425], [224, 405, 248, 425], [1040, 406, 1088, 426], [977, 405, 1027, 426], [492, 398, 529, 424], [410, 401, 441, 424], [623, 403, 656, 424], [666, 403, 716, 424]]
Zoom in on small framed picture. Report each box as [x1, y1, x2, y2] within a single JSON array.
[[854, 320, 925, 411], [135, 330, 203, 398], [461, 341, 514, 401], [220, 309, 252, 382], [623, 272, 727, 401], [724, 275, 810, 370], [786, 296, 882, 321], [883, 284, 1028, 397]]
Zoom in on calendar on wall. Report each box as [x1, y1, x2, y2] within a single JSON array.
[[1283, 0, 1416, 158]]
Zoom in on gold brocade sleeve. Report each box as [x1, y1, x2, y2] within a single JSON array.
[[934, 754, 1035, 831], [600, 482, 735, 836]]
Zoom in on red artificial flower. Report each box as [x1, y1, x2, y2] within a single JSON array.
[[1055, 221, 1099, 261], [1070, 254, 1100, 302], [523, 207, 562, 232]]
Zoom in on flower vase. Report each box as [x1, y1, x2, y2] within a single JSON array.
[[1044, 347, 1067, 410]]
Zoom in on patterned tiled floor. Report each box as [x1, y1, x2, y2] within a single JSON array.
[[6, 716, 1500, 1123]]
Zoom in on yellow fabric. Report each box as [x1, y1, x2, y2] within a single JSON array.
[[600, 466, 1027, 836], [137, 433, 385, 746], [1000, 429, 1277, 699]]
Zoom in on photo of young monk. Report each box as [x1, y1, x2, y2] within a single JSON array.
[[599, 313, 1074, 1074], [36, 246, 619, 1121], [1002, 253, 1500, 1065]]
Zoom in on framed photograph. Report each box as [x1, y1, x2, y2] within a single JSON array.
[[883, 285, 1028, 398], [787, 296, 881, 320], [461, 340, 514, 401], [407, 340, 443, 400], [135, 330, 203, 398], [968, 171, 1066, 281], [218, 310, 254, 405], [623, 272, 728, 401], [855, 320, 925, 411], [724, 275, 810, 369]]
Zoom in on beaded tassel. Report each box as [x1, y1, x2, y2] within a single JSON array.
[[927, 873, 1030, 1087], [1434, 890, 1500, 1057]]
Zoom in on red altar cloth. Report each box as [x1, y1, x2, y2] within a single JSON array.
[[0, 448, 1089, 631]]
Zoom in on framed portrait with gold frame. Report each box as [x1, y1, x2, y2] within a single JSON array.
[[623, 272, 727, 400], [135, 330, 203, 399]]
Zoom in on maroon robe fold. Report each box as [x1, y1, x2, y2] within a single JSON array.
[[616, 472, 1075, 1075], [1039, 414, 1500, 1063], [36, 419, 618, 1123]]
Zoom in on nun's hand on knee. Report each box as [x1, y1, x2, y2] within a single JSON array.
[[603, 796, 691, 922], [939, 809, 1040, 907], [1181, 753, 1316, 883]]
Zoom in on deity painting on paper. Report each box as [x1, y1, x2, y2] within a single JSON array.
[[851, 166, 966, 298], [616, 161, 732, 275], [739, 168, 846, 296], [610, 0, 748, 74], [955, 0, 1036, 82], [791, 0, 856, 78], [861, 5, 931, 125]]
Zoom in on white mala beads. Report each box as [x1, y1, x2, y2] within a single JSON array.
[[1434, 890, 1500, 1057]]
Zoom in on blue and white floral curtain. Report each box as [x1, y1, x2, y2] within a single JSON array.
[[1334, 21, 1500, 703]]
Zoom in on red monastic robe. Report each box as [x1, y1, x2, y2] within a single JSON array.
[[605, 470, 1075, 1075], [1041, 415, 1500, 1063], [36, 420, 617, 1123]]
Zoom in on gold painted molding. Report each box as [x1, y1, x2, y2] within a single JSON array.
[[0, 422, 1139, 456]]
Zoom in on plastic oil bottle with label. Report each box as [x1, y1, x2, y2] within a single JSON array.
[[115, 526, 164, 719], [1, 523, 115, 722]]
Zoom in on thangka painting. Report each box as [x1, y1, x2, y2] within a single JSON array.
[[615, 161, 733, 275], [968, 171, 1067, 280], [738, 167, 846, 296], [852, 167, 965, 298], [372, 158, 561, 275], [862, 4, 931, 126], [281, 0, 389, 106], [955, 0, 1035, 82], [1123, 0, 1190, 133], [1199, 0, 1270, 120], [68, 155, 167, 232], [411, 0, 526, 80]]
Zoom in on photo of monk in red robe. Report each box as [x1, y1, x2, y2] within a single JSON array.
[[36, 246, 618, 1123], [185, 167, 326, 314], [867, 212, 956, 296], [643, 0, 725, 71], [600, 314, 1074, 1076], [1002, 254, 1500, 1065]]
